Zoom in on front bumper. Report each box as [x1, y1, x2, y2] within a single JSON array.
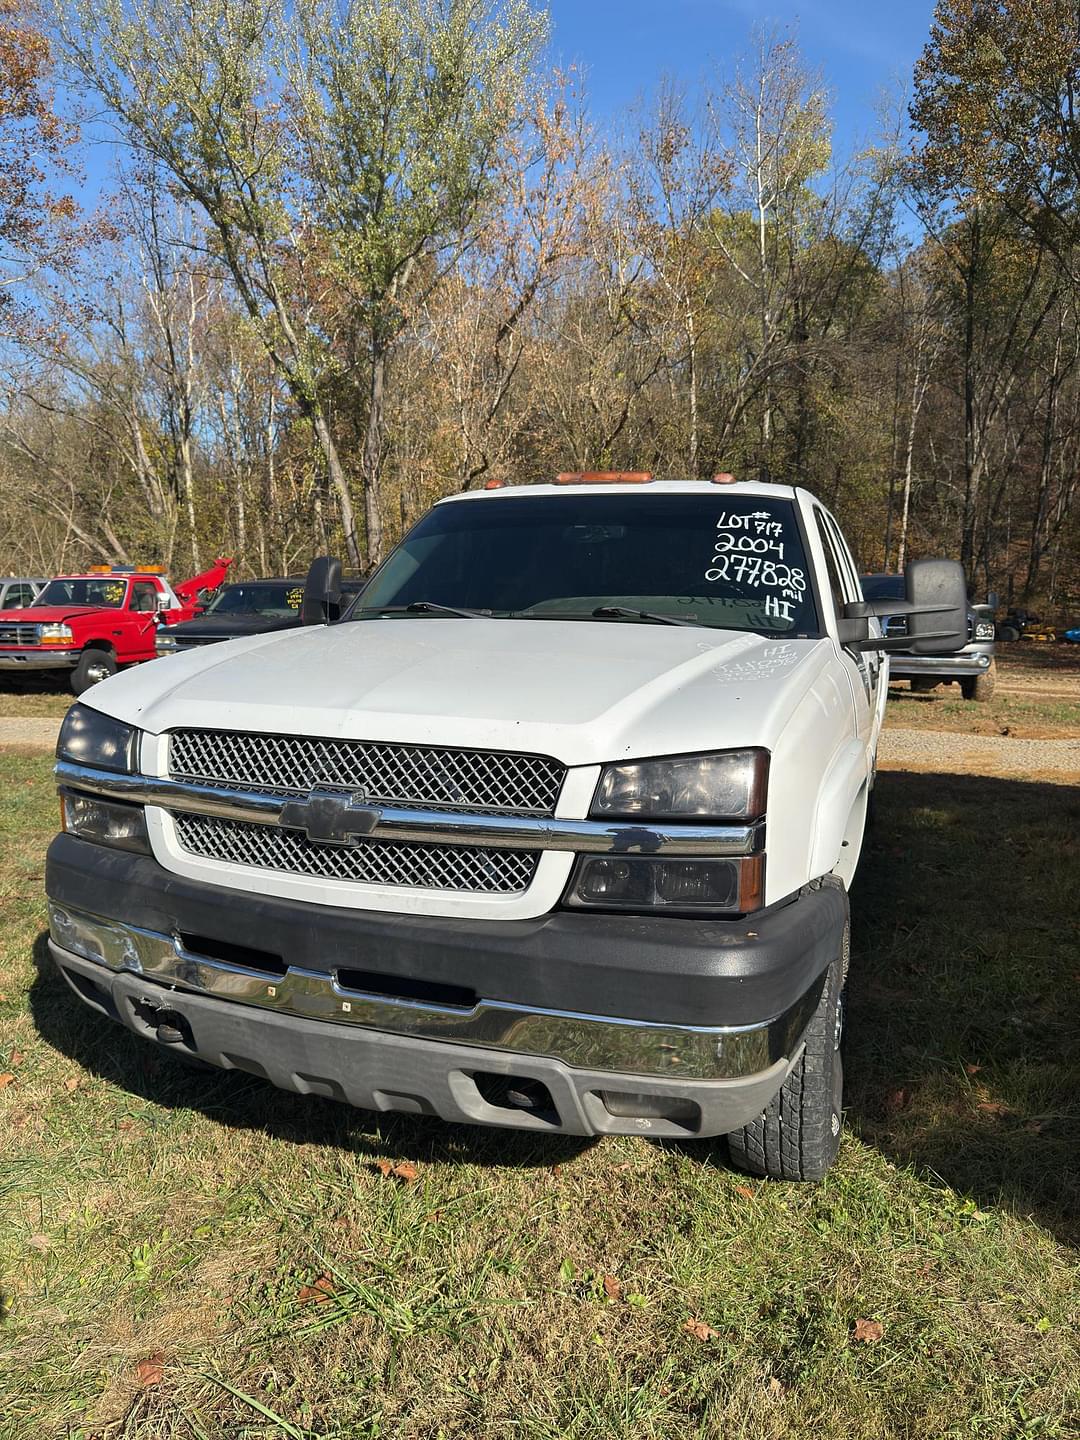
[[888, 646, 993, 680], [45, 834, 847, 1138], [0, 647, 78, 670]]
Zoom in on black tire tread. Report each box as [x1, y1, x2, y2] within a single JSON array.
[[728, 906, 847, 1182]]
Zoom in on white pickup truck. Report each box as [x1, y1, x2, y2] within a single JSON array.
[[46, 476, 966, 1179]]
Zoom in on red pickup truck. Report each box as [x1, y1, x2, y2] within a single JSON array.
[[0, 559, 232, 693]]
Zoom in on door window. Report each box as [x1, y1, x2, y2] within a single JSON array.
[[130, 582, 159, 613]]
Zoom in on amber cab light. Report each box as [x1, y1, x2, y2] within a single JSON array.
[[712, 472, 737, 484], [483, 479, 506, 490], [554, 471, 653, 485]]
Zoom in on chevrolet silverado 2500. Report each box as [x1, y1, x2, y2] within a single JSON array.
[[45, 477, 967, 1179]]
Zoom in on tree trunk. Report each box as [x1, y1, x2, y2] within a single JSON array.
[[310, 406, 361, 570], [361, 337, 387, 569]]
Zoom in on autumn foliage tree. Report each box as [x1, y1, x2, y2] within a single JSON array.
[[0, 0, 73, 313]]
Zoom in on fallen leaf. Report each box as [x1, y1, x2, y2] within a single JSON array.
[[614, 1162, 632, 1172], [683, 1318, 720, 1342], [550, 1164, 562, 1177], [374, 1159, 418, 1183], [767, 1377, 785, 1398], [884, 1088, 909, 1115], [0, 1074, 14, 1090], [977, 1100, 1009, 1117], [0, 994, 8, 1003], [297, 1273, 335, 1304], [964, 1062, 983, 1076], [134, 1353, 164, 1387], [602, 1273, 622, 1301], [63, 1078, 80, 1093], [851, 1318, 884, 1344], [27, 1234, 51, 1251], [1024, 1120, 1045, 1134], [734, 1185, 755, 1200], [10, 1050, 24, 1068]]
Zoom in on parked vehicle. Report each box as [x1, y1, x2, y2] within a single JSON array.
[[0, 560, 231, 693], [1063, 627, 1080, 644], [996, 607, 1057, 643], [860, 572, 997, 701], [0, 577, 48, 610], [46, 476, 967, 1180], [156, 575, 366, 656]]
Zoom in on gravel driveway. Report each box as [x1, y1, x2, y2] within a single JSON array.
[[878, 727, 1080, 777]]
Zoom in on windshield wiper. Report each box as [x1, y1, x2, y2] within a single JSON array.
[[358, 601, 492, 619], [590, 606, 703, 628]]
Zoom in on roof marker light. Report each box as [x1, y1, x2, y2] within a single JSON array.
[[712, 472, 737, 485], [483, 479, 506, 490], [554, 471, 654, 485]]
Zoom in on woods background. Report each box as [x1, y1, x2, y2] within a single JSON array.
[[1, 0, 1078, 611]]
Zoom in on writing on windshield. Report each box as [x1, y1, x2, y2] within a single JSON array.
[[34, 579, 128, 609], [354, 492, 821, 635]]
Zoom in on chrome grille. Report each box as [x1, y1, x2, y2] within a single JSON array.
[[168, 730, 564, 816], [0, 622, 39, 645], [173, 813, 537, 893]]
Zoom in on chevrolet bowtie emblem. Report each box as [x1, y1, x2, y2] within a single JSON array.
[[279, 788, 382, 845]]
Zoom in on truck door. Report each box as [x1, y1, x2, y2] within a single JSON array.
[[129, 580, 161, 658]]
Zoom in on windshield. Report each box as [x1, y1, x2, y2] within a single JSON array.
[[353, 492, 820, 634], [33, 578, 128, 609], [206, 582, 305, 618], [859, 575, 905, 602]]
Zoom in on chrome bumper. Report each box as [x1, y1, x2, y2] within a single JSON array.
[[888, 651, 992, 677], [47, 901, 819, 1081], [0, 647, 78, 669]]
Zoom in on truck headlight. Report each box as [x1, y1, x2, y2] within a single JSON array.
[[565, 854, 764, 915], [590, 749, 768, 821], [57, 704, 141, 773], [37, 622, 74, 645], [155, 632, 179, 655], [60, 791, 150, 854], [569, 749, 769, 914], [974, 621, 995, 640]]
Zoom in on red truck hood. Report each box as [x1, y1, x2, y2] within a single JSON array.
[[0, 606, 114, 625]]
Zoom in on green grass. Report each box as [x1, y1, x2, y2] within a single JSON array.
[[882, 686, 1080, 738], [0, 680, 72, 718], [1, 752, 1078, 1438]]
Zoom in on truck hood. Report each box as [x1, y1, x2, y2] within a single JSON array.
[[0, 605, 116, 626], [169, 614, 301, 640], [88, 618, 832, 765]]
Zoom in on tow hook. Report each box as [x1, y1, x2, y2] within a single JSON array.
[[134, 997, 190, 1046]]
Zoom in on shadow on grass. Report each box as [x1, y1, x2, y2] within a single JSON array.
[[26, 931, 594, 1171], [25, 769, 1079, 1233], [846, 768, 1079, 1247]]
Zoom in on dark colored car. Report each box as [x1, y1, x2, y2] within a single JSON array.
[[155, 576, 365, 656], [860, 573, 997, 701]]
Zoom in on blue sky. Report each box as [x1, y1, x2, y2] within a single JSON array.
[[546, 0, 936, 153]]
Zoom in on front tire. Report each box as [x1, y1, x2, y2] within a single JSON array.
[[960, 659, 996, 702], [71, 647, 117, 694], [728, 928, 847, 1182]]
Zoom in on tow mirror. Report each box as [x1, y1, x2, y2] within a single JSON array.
[[302, 555, 343, 625], [841, 558, 968, 654], [156, 593, 171, 613]]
